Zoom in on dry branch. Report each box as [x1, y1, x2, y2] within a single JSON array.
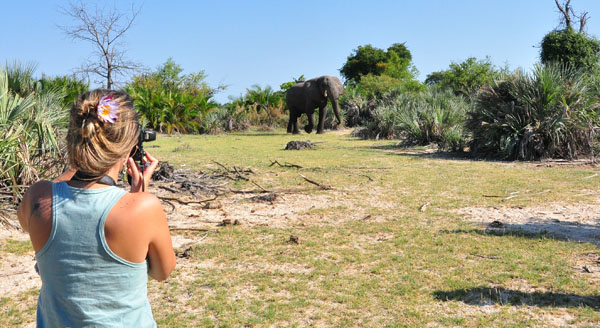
[[250, 180, 269, 192], [158, 195, 218, 205], [361, 174, 374, 182], [269, 160, 303, 169], [298, 174, 332, 190], [158, 185, 179, 193]]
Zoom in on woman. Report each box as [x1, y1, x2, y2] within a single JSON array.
[[17, 89, 176, 327]]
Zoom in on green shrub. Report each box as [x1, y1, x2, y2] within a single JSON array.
[[425, 57, 501, 100], [0, 62, 68, 200], [467, 63, 599, 160], [356, 88, 468, 151], [225, 85, 288, 130], [126, 58, 221, 134], [40, 75, 88, 109], [339, 86, 371, 127], [541, 28, 600, 73]]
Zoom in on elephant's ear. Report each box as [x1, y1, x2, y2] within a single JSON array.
[[318, 78, 328, 98]]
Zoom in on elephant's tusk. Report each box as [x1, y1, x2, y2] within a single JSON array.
[[323, 90, 327, 98]]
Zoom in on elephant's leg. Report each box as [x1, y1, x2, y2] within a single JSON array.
[[292, 115, 300, 134], [305, 112, 314, 133], [287, 111, 295, 133], [316, 105, 327, 134]]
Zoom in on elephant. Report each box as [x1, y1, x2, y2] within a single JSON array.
[[285, 75, 343, 134]]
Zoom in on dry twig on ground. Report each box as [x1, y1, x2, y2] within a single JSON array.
[[269, 160, 303, 169], [298, 174, 332, 190]]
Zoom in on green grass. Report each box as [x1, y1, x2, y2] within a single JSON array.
[[0, 239, 32, 255], [5, 128, 600, 326]]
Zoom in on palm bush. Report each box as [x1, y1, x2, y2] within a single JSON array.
[[467, 63, 599, 160], [0, 63, 68, 200], [226, 85, 288, 129], [357, 88, 468, 150], [126, 59, 221, 134], [40, 75, 88, 109], [200, 105, 249, 134], [340, 86, 371, 127]]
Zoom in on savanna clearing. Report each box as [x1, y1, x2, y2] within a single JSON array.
[[2, 128, 600, 327]]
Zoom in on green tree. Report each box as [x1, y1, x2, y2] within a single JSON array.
[[386, 43, 412, 62], [354, 51, 424, 99], [425, 57, 500, 99], [341, 43, 423, 98], [279, 75, 305, 93], [540, 29, 600, 71], [126, 58, 222, 133], [340, 45, 388, 83], [540, 0, 600, 72], [340, 43, 413, 84]]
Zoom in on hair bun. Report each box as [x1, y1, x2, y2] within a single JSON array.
[[79, 99, 98, 118], [78, 98, 102, 139], [81, 119, 98, 139]]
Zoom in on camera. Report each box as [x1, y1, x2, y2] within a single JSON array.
[[131, 128, 156, 164], [127, 128, 156, 187]]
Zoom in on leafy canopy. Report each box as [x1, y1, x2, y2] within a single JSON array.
[[425, 57, 501, 99], [540, 28, 600, 72], [340, 43, 412, 84], [126, 58, 223, 134], [279, 75, 305, 93]]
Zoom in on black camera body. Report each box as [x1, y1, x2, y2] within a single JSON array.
[[127, 128, 156, 187], [132, 128, 157, 164]]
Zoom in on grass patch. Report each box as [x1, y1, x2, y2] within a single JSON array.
[[0, 239, 32, 255]]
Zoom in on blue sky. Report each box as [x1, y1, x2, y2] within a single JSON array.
[[2, 0, 600, 103]]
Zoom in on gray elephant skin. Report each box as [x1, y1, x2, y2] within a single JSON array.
[[285, 75, 343, 134]]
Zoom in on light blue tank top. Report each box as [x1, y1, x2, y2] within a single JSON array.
[[35, 182, 156, 327]]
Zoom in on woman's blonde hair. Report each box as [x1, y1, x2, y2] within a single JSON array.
[[67, 89, 139, 177]]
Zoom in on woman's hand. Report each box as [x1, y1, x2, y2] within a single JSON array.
[[127, 151, 159, 192]]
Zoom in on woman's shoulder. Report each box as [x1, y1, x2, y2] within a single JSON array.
[[116, 191, 165, 221], [28, 180, 54, 196], [21, 180, 53, 211], [17, 180, 53, 235]]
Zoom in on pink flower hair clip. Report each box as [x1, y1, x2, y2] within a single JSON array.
[[97, 94, 119, 123]]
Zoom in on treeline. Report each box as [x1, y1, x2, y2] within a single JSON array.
[[2, 2, 600, 202], [338, 9, 600, 161]]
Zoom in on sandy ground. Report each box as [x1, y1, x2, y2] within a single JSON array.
[[458, 203, 600, 247]]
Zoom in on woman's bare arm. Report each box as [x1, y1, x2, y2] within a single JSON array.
[[143, 195, 176, 281]]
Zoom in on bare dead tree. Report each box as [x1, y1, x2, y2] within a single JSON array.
[[59, 1, 142, 89], [554, 0, 589, 33]]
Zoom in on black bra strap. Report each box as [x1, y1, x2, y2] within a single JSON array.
[[71, 171, 116, 187]]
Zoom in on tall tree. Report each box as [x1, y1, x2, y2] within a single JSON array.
[[59, 1, 142, 89], [554, 0, 588, 33], [540, 0, 600, 71], [340, 43, 413, 84], [425, 57, 500, 100]]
